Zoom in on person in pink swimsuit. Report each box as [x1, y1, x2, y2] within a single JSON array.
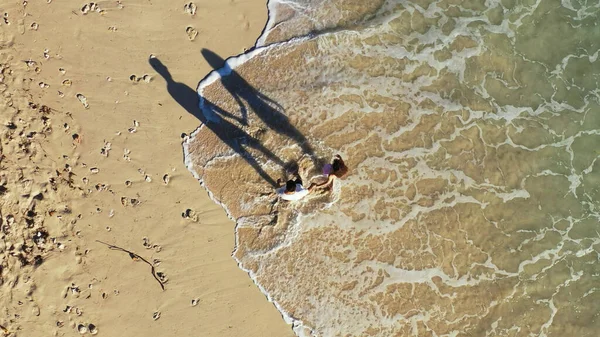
[[319, 154, 348, 188]]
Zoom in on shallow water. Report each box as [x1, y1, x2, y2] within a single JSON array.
[[184, 0, 600, 335]]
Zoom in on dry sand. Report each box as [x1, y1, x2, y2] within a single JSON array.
[[1, 1, 294, 336]]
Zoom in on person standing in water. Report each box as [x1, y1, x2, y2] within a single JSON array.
[[319, 154, 348, 188], [276, 174, 315, 201]]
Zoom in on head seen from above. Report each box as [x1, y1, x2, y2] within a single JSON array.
[[285, 180, 297, 193], [332, 158, 342, 172]]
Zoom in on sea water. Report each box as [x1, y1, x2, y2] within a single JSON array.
[[184, 0, 600, 336]]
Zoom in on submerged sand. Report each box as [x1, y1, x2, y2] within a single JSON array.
[[0, 1, 293, 336], [185, 0, 600, 336]]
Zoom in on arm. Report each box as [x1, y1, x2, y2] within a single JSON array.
[[322, 174, 336, 187], [309, 175, 336, 192]]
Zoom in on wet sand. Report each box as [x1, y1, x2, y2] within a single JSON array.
[[0, 1, 294, 336]]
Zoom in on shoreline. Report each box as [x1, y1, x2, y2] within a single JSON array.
[[185, 38, 313, 336], [1, 1, 295, 336]]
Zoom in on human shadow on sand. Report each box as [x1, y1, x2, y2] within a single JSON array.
[[200, 49, 316, 162], [149, 56, 285, 187]]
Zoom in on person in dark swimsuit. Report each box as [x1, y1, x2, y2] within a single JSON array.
[[276, 174, 315, 201]]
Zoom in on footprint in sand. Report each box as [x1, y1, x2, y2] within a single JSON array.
[[181, 208, 200, 222], [100, 141, 111, 157], [71, 321, 94, 333], [185, 26, 198, 41], [143, 237, 162, 252], [88, 324, 98, 335], [183, 2, 197, 16], [123, 148, 131, 161], [76, 93, 89, 108], [237, 14, 251, 31], [130, 75, 152, 83], [142, 237, 152, 249], [156, 272, 167, 283], [77, 324, 87, 334], [80, 3, 99, 15]]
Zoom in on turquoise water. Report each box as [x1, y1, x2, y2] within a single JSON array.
[[185, 0, 600, 335]]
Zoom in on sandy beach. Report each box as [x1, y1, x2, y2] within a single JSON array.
[[1, 1, 294, 336]]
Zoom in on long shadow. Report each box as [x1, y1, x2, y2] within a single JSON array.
[[149, 57, 283, 187], [201, 49, 316, 162]]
